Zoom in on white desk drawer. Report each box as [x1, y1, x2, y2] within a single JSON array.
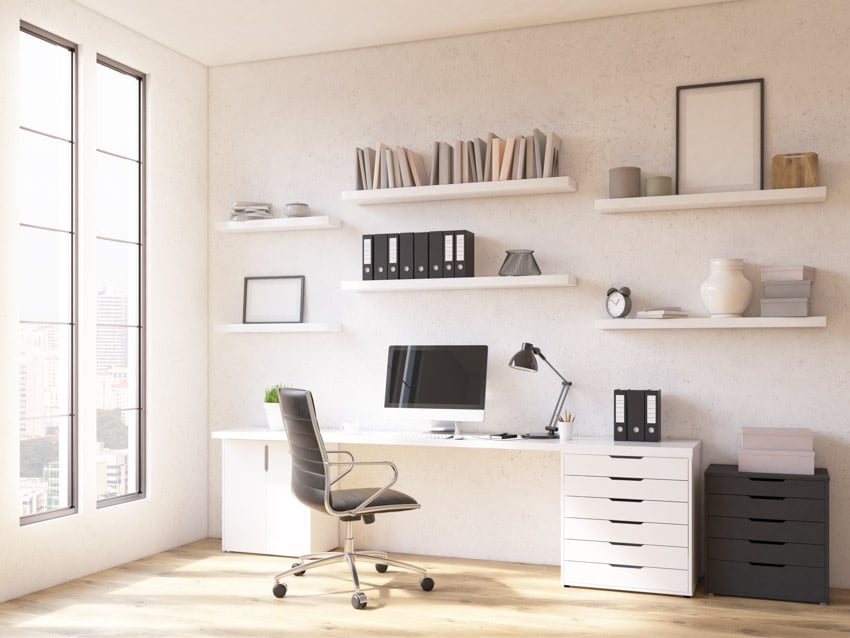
[[564, 517, 688, 547], [563, 560, 689, 595], [564, 453, 687, 480], [564, 496, 688, 524], [563, 539, 687, 570], [563, 475, 687, 502]]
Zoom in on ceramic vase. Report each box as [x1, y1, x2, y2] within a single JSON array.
[[699, 258, 753, 317]]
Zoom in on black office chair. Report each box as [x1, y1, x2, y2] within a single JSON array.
[[272, 387, 435, 609]]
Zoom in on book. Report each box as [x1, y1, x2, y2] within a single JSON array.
[[392, 147, 402, 187], [396, 146, 414, 187], [362, 147, 375, 190], [513, 136, 526, 180], [461, 140, 471, 183], [452, 139, 463, 184], [407, 148, 427, 187], [382, 148, 392, 188], [635, 308, 688, 318], [439, 141, 452, 185], [491, 137, 505, 182], [373, 142, 388, 189], [543, 132, 561, 178], [532, 128, 546, 178], [466, 140, 477, 183], [483, 134, 494, 181], [499, 136, 516, 181], [472, 138, 485, 182], [356, 148, 366, 190], [524, 134, 535, 178], [429, 141, 439, 186]]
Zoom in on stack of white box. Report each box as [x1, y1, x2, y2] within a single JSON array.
[[738, 427, 814, 475], [760, 265, 815, 317]]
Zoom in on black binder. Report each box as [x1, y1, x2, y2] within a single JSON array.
[[413, 232, 429, 279], [442, 231, 455, 278], [644, 390, 661, 442], [399, 232, 414, 279], [452, 230, 475, 277], [627, 389, 646, 441], [387, 233, 400, 279], [373, 233, 388, 280], [428, 230, 443, 278], [613, 389, 627, 441], [362, 234, 374, 280]]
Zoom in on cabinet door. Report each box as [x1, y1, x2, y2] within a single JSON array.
[[222, 440, 269, 553], [266, 442, 317, 556]]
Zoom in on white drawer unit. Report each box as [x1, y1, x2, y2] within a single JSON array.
[[561, 440, 701, 596]]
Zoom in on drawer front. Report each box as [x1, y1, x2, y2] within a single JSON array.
[[564, 475, 688, 502], [563, 560, 689, 595], [564, 517, 688, 547], [707, 516, 825, 545], [707, 538, 825, 568], [706, 559, 828, 604], [707, 474, 826, 500], [707, 493, 825, 522], [564, 496, 688, 524], [563, 539, 687, 570], [564, 453, 688, 480]]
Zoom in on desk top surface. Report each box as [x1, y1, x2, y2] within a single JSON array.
[[212, 427, 700, 454]]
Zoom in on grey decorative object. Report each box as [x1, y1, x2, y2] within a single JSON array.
[[645, 176, 673, 196], [499, 249, 541, 276], [609, 166, 641, 198]]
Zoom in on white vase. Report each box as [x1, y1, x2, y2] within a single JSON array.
[[700, 258, 753, 317], [264, 402, 284, 430]]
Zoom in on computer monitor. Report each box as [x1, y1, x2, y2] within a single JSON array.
[[384, 345, 488, 425]]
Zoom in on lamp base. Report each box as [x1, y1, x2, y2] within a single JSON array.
[[521, 432, 558, 439]]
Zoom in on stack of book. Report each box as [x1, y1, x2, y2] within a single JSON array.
[[760, 265, 815, 317], [354, 129, 561, 190], [231, 202, 272, 221], [738, 426, 814, 475], [635, 307, 688, 319]]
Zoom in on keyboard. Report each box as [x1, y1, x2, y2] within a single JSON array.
[[392, 431, 453, 440]]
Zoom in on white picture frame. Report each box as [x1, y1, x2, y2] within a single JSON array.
[[676, 78, 764, 194], [242, 275, 304, 324]]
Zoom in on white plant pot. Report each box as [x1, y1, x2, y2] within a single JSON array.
[[264, 402, 284, 430], [699, 257, 753, 317]]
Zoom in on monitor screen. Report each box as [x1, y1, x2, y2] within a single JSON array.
[[384, 345, 488, 421]]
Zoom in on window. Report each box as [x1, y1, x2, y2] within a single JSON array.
[[95, 57, 145, 506], [18, 24, 77, 522]]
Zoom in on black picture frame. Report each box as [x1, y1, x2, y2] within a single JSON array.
[[242, 275, 304, 324], [676, 78, 764, 194]]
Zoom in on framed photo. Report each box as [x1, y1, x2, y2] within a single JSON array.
[[242, 275, 304, 324], [676, 78, 763, 194]]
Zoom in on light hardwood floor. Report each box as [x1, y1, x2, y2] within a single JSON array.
[[1, 538, 848, 637]]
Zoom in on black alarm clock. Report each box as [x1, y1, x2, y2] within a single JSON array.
[[606, 286, 632, 318]]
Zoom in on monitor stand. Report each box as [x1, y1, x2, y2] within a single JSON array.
[[430, 421, 464, 439]]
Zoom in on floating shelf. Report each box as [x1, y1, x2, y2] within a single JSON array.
[[340, 176, 577, 205], [341, 273, 577, 292], [216, 323, 342, 333], [595, 316, 826, 330], [594, 186, 826, 214], [214, 216, 341, 232]]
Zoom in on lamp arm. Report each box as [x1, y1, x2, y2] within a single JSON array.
[[535, 350, 570, 385], [547, 380, 572, 434]]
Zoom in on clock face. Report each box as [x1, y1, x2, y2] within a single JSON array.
[[606, 288, 632, 318]]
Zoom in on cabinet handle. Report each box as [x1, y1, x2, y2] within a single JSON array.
[[749, 562, 786, 568], [609, 520, 643, 525], [610, 542, 642, 547], [749, 540, 785, 546], [264, 445, 269, 472], [749, 495, 785, 501], [609, 455, 643, 460], [609, 476, 643, 482], [749, 477, 785, 483], [610, 564, 643, 569], [749, 517, 785, 524], [610, 497, 643, 503]]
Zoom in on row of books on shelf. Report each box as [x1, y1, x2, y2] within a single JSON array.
[[362, 230, 474, 280], [355, 129, 561, 191]]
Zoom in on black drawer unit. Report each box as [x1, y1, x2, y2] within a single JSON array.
[[704, 464, 829, 604]]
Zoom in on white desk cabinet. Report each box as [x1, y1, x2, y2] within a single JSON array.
[[561, 439, 701, 596], [219, 437, 338, 556]]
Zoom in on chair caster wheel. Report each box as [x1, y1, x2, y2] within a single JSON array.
[[375, 563, 388, 573], [272, 583, 287, 598], [351, 592, 368, 609], [291, 562, 305, 576], [420, 576, 435, 591]]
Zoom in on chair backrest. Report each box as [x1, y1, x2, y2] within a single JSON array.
[[277, 388, 329, 513]]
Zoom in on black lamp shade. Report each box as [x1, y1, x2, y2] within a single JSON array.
[[509, 342, 538, 372]]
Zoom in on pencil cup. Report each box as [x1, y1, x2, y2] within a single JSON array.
[[559, 421, 573, 441]]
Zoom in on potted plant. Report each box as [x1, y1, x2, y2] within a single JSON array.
[[264, 384, 286, 430]]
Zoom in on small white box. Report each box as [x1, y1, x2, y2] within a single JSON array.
[[740, 427, 813, 451], [760, 265, 816, 282], [763, 280, 812, 299], [760, 297, 809, 317], [738, 449, 815, 475]]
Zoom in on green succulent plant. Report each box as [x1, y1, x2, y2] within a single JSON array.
[[264, 384, 287, 403]]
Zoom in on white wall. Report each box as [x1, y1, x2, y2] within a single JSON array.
[[208, 0, 850, 585], [0, 0, 208, 602]]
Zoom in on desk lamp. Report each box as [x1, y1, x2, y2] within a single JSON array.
[[509, 342, 572, 439]]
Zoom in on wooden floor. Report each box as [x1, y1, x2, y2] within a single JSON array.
[[1, 538, 849, 637]]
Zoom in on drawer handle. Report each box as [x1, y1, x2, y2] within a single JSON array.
[[609, 476, 643, 482], [749, 477, 785, 483], [749, 518, 786, 524], [610, 564, 643, 569], [609, 455, 643, 460], [610, 498, 643, 503], [609, 520, 643, 525], [610, 542, 642, 547], [749, 562, 786, 568], [749, 495, 785, 501], [749, 540, 785, 546]]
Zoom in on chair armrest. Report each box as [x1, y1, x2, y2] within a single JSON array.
[[325, 459, 399, 515], [326, 449, 354, 484]]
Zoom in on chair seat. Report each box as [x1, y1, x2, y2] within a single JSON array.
[[330, 487, 419, 514]]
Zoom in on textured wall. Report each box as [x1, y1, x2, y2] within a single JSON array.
[[209, 0, 850, 582]]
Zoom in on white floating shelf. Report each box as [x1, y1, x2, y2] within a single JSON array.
[[341, 273, 577, 292], [214, 216, 341, 232], [594, 186, 826, 214], [340, 176, 577, 205], [595, 316, 826, 330], [216, 322, 342, 333]]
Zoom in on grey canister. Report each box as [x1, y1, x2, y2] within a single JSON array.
[[645, 176, 673, 196], [609, 166, 641, 198]]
